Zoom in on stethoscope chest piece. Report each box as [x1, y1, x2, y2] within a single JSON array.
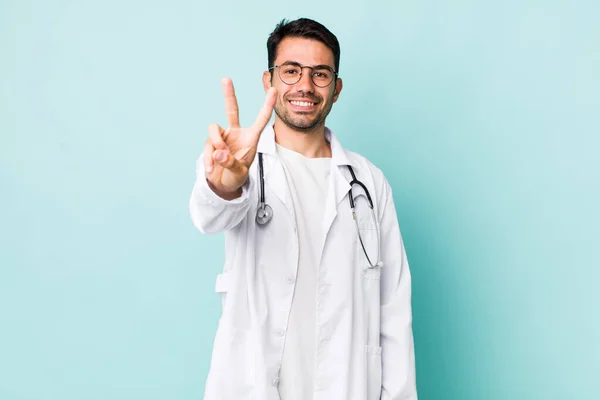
[[256, 203, 273, 225]]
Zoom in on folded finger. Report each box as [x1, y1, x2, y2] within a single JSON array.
[[214, 148, 246, 176], [204, 139, 214, 174], [208, 123, 227, 150]]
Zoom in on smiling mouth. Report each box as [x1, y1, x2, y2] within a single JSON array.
[[289, 100, 317, 107]]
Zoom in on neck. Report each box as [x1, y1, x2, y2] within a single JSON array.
[[273, 118, 332, 158]]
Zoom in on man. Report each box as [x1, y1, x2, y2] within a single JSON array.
[[190, 18, 417, 400]]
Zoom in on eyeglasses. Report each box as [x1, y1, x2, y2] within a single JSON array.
[[269, 62, 338, 88]]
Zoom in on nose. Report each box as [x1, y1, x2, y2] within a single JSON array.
[[295, 67, 315, 93]]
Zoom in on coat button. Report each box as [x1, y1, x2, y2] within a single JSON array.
[[287, 277, 296, 284], [272, 376, 280, 386], [276, 329, 285, 337]]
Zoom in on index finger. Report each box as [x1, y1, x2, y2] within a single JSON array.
[[222, 77, 240, 128], [250, 87, 277, 134]]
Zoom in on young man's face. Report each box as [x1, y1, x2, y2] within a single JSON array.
[[263, 37, 343, 132]]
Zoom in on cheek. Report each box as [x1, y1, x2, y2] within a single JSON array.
[[322, 89, 335, 103], [279, 93, 287, 104], [276, 93, 288, 109], [277, 87, 288, 101]]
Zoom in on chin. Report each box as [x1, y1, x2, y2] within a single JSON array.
[[289, 119, 323, 132]]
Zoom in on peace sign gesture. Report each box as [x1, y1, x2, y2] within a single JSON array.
[[204, 78, 277, 199]]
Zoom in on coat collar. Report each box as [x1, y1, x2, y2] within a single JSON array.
[[256, 124, 355, 168]]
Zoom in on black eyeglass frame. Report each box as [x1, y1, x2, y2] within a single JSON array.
[[268, 62, 339, 88]]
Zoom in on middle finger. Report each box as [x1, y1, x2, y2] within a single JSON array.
[[222, 77, 240, 128]]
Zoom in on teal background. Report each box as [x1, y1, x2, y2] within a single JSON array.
[[1, 0, 598, 399]]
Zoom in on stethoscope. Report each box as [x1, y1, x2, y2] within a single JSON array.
[[255, 152, 382, 269]]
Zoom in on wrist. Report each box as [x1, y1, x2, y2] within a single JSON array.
[[206, 179, 243, 200]]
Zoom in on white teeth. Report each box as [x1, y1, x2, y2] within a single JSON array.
[[290, 101, 314, 107]]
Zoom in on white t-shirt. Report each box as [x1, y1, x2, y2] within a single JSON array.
[[276, 143, 331, 400]]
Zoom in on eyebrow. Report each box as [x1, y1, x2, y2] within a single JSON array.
[[280, 60, 334, 70]]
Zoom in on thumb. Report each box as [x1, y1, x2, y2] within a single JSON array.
[[213, 149, 247, 175]]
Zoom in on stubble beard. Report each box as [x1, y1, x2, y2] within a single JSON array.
[[274, 96, 334, 134]]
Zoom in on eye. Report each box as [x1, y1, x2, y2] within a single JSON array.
[[283, 67, 299, 75], [313, 70, 331, 79]]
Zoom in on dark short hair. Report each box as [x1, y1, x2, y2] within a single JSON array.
[[267, 18, 341, 73]]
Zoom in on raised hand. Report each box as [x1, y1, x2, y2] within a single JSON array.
[[204, 78, 277, 199]]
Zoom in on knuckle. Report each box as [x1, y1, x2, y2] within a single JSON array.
[[211, 136, 223, 146], [207, 123, 221, 133], [227, 158, 239, 170]]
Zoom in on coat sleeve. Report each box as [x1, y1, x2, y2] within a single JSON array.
[[188, 153, 255, 234], [378, 181, 418, 399]]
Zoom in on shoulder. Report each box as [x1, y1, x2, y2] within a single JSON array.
[[344, 149, 391, 190], [341, 148, 395, 219], [327, 128, 393, 198]]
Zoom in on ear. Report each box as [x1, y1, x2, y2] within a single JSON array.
[[332, 78, 343, 103], [263, 71, 272, 92]]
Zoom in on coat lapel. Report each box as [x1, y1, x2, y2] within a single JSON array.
[[322, 165, 351, 239], [262, 155, 294, 217], [256, 125, 294, 217], [321, 128, 353, 239]]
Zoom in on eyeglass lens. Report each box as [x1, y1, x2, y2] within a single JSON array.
[[278, 63, 335, 87]]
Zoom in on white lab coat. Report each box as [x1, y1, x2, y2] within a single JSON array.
[[190, 126, 417, 400]]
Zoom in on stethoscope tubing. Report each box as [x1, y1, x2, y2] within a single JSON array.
[[255, 153, 273, 225]]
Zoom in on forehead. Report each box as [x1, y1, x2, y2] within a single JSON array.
[[274, 37, 335, 68]]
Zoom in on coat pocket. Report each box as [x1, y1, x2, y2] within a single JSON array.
[[356, 214, 381, 272], [365, 344, 382, 400], [215, 271, 233, 310]]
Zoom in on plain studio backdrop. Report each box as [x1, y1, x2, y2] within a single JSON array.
[[1, 1, 598, 399]]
